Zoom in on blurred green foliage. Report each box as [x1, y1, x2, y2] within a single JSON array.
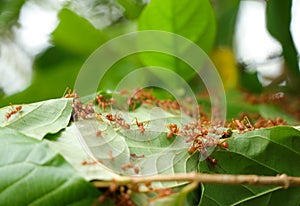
[[266, 0, 300, 92], [0, 0, 26, 33], [0, 0, 299, 116]]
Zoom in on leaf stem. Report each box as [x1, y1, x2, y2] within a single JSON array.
[[93, 172, 300, 189]]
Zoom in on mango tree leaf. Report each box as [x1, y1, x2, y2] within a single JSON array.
[[45, 123, 120, 181], [0, 127, 100, 205], [266, 0, 300, 90], [138, 0, 216, 80], [212, 0, 240, 47], [52, 8, 107, 56], [198, 126, 300, 206], [0, 98, 72, 139], [239, 69, 263, 94], [73, 105, 198, 187], [117, 0, 146, 20]]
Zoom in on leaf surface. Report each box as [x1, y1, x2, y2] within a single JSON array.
[[0, 98, 72, 139], [0, 127, 100, 206], [138, 0, 216, 80], [45, 123, 118, 181], [73, 105, 198, 187], [198, 126, 300, 206], [52, 8, 107, 55]]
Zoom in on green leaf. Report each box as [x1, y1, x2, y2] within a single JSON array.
[[239, 69, 263, 94], [0, 127, 100, 205], [266, 0, 300, 91], [138, 0, 216, 80], [52, 8, 107, 55], [212, 0, 240, 47], [198, 126, 300, 206], [117, 0, 146, 19], [45, 123, 118, 181], [0, 98, 72, 139], [73, 105, 198, 187]]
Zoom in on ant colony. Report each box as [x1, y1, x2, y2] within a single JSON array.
[[70, 88, 229, 175]]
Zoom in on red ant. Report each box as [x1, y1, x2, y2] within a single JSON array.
[[95, 94, 114, 111], [81, 160, 98, 165], [221, 129, 232, 139], [167, 124, 179, 139], [130, 153, 145, 158], [108, 150, 115, 160], [134, 166, 140, 174], [188, 139, 204, 153], [188, 146, 197, 153], [149, 188, 174, 202], [121, 163, 134, 170], [121, 163, 140, 174], [217, 141, 229, 149], [135, 118, 145, 134], [115, 113, 130, 129], [96, 130, 102, 137], [106, 113, 115, 122], [63, 87, 78, 98], [5, 103, 22, 120]]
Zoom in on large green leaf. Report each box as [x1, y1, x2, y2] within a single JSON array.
[[266, 0, 300, 91], [138, 0, 216, 80], [52, 8, 107, 55], [212, 0, 240, 47], [45, 123, 120, 181], [0, 98, 72, 139], [198, 126, 300, 206], [0, 127, 100, 205], [117, 0, 146, 20], [73, 105, 198, 187]]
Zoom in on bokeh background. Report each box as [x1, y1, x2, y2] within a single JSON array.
[[0, 0, 299, 109]]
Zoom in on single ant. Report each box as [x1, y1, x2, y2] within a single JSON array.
[[149, 188, 174, 202], [221, 129, 232, 139], [167, 124, 179, 139], [108, 150, 115, 160], [96, 130, 102, 137], [106, 113, 115, 122], [130, 153, 145, 158], [188, 139, 204, 153], [5, 103, 22, 120], [135, 118, 145, 134], [121, 163, 134, 170], [134, 165, 140, 174], [121, 163, 140, 174], [63, 87, 78, 98], [81, 160, 98, 165], [217, 141, 229, 149], [115, 113, 130, 129]]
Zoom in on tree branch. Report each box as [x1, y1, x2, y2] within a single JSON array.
[[93, 172, 300, 189]]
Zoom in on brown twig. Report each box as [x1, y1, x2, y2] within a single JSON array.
[[93, 172, 300, 189]]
